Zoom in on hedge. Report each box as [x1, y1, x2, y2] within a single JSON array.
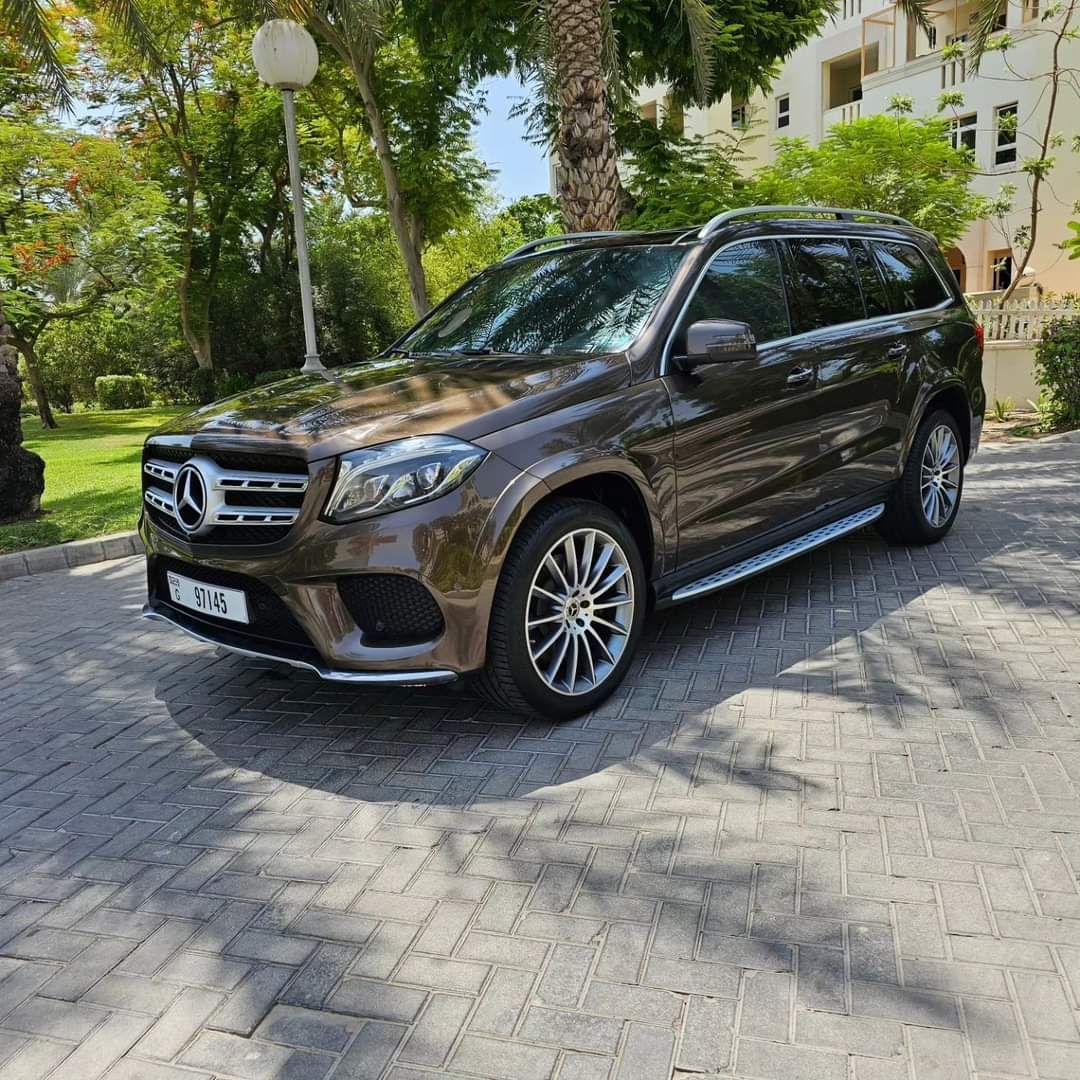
[[95, 374, 151, 411]]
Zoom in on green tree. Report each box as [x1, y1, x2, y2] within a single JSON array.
[[0, 122, 168, 427], [407, 0, 837, 231], [276, 2, 490, 318], [91, 2, 288, 371], [752, 106, 986, 247], [917, 0, 1080, 301], [620, 116, 755, 231], [303, 25, 492, 316]]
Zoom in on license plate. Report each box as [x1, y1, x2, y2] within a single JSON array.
[[166, 571, 249, 624]]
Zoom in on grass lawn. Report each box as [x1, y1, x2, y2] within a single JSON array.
[[0, 407, 185, 554]]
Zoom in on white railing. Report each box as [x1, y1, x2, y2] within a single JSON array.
[[823, 101, 862, 129], [969, 299, 1080, 342]]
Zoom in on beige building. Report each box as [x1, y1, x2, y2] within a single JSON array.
[[636, 0, 1080, 295]]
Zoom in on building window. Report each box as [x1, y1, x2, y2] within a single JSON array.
[[990, 250, 1013, 291], [731, 100, 749, 129], [994, 103, 1018, 166], [664, 97, 685, 135], [1023, 0, 1039, 22], [948, 112, 977, 156], [639, 101, 658, 126], [776, 94, 790, 129], [926, 26, 938, 50]]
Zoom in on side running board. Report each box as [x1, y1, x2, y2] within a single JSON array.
[[672, 503, 885, 602]]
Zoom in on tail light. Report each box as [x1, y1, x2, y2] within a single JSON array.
[[974, 323, 985, 352]]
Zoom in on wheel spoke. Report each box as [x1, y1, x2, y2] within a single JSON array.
[[581, 632, 596, 685], [528, 613, 563, 629], [594, 564, 628, 597], [546, 631, 570, 684], [563, 536, 579, 588], [532, 627, 564, 661], [591, 615, 629, 636], [586, 624, 615, 666], [579, 530, 596, 587], [532, 585, 564, 605], [544, 553, 570, 594], [567, 637, 579, 693], [593, 598, 633, 611], [586, 543, 615, 591]]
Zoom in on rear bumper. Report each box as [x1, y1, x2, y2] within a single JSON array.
[[141, 605, 457, 686]]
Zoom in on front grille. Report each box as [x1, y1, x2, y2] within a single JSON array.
[[154, 556, 314, 651], [142, 443, 309, 546], [338, 574, 445, 646]]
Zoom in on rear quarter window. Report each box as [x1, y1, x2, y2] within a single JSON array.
[[871, 241, 951, 313]]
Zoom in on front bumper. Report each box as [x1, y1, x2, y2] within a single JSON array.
[[139, 449, 529, 679], [141, 606, 456, 685]]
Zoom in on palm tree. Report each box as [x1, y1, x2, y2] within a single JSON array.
[[1, 0, 160, 111], [535, 0, 721, 232]]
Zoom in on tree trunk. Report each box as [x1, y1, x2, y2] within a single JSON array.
[[11, 330, 56, 430], [177, 187, 213, 370], [0, 308, 45, 520], [345, 52, 431, 318], [548, 0, 626, 232]]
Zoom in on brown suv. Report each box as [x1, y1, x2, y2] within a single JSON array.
[[141, 206, 985, 718]]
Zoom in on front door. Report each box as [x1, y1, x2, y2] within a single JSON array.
[[666, 239, 824, 569]]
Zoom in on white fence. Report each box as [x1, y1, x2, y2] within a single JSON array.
[[968, 299, 1080, 342]]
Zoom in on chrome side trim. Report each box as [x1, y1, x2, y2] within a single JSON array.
[[141, 607, 458, 686], [672, 504, 885, 602]]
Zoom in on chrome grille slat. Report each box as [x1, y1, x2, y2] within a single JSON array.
[[211, 508, 300, 525], [142, 450, 310, 543]]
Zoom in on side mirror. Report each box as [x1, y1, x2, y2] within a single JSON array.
[[678, 319, 757, 370]]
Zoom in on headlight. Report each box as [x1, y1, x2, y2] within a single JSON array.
[[323, 436, 487, 523]]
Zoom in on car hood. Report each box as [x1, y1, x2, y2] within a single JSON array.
[[151, 352, 630, 459]]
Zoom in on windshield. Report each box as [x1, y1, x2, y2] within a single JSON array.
[[397, 244, 686, 357]]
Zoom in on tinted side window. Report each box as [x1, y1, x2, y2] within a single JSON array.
[[871, 241, 950, 313], [782, 239, 865, 334], [680, 240, 790, 345], [851, 240, 890, 317]]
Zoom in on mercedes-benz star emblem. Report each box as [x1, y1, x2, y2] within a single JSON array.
[[174, 463, 208, 534]]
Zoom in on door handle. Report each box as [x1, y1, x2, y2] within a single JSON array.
[[886, 343, 909, 358], [786, 365, 813, 387]]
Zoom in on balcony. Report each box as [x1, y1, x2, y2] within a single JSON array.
[[824, 101, 863, 128]]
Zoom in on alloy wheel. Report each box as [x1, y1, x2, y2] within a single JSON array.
[[525, 528, 635, 696], [920, 423, 961, 528]]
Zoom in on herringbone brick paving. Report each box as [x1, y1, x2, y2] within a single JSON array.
[[0, 438, 1078, 1079]]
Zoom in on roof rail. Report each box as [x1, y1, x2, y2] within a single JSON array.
[[502, 231, 630, 262], [698, 205, 914, 240]]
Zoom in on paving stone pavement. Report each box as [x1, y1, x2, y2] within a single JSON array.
[[1, 438, 1079, 1080]]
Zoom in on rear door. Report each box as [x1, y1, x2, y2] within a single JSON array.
[[666, 239, 824, 568], [780, 237, 906, 510]]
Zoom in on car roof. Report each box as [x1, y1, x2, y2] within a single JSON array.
[[501, 207, 935, 264]]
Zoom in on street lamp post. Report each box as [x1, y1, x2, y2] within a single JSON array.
[[252, 19, 324, 375]]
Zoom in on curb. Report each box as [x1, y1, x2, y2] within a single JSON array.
[[0, 531, 143, 583]]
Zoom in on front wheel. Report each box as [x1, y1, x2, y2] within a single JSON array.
[[477, 498, 646, 719], [878, 408, 965, 545]]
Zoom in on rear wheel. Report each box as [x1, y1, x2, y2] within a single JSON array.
[[878, 408, 964, 544], [477, 498, 646, 719]]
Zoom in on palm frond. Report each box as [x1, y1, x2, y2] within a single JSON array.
[[673, 0, 721, 104], [1, 0, 73, 111], [599, 0, 625, 112], [99, 0, 162, 70], [892, 0, 932, 35], [968, 0, 1008, 71]]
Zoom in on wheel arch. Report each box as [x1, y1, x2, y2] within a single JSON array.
[[902, 380, 973, 470]]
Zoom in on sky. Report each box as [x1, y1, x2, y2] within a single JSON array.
[[473, 74, 551, 204]]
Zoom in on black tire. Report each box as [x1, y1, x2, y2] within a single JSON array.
[[476, 498, 647, 719], [877, 408, 965, 545]]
